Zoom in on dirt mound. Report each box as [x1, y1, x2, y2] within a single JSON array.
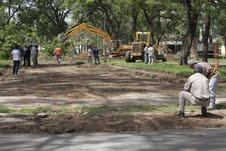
[[75, 52, 88, 61], [0, 112, 225, 134]]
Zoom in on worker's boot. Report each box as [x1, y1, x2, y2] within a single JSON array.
[[201, 107, 207, 117], [177, 111, 185, 118]]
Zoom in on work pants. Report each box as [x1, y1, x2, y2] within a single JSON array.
[[94, 55, 100, 64], [209, 74, 220, 108], [88, 56, 92, 63], [144, 53, 149, 64], [178, 91, 209, 112], [13, 60, 20, 75]]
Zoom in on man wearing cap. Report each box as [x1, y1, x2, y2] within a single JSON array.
[[188, 59, 220, 109], [178, 64, 210, 117]]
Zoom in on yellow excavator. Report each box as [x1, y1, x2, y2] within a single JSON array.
[[65, 23, 112, 42], [64, 23, 113, 62]]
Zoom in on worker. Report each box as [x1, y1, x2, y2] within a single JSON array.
[[148, 44, 155, 65], [31, 44, 38, 67], [87, 46, 93, 64], [177, 64, 210, 117], [144, 44, 149, 64], [11, 44, 21, 76], [54, 47, 62, 64], [188, 59, 220, 110], [93, 46, 100, 64]]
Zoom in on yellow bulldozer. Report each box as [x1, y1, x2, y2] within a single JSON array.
[[119, 32, 166, 62]]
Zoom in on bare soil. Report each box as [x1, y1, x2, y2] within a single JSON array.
[[0, 61, 226, 134], [0, 111, 225, 134]]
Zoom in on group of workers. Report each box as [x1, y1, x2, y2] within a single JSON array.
[[144, 44, 155, 65], [11, 44, 39, 76], [178, 59, 220, 117], [87, 46, 100, 65]]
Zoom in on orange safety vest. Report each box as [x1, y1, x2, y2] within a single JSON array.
[[54, 47, 62, 56]]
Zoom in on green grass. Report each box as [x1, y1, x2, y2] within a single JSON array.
[[0, 60, 10, 69], [220, 66, 226, 81], [1, 104, 199, 116], [0, 105, 14, 113], [110, 59, 226, 81], [208, 58, 226, 65], [19, 105, 82, 114], [110, 59, 193, 77]]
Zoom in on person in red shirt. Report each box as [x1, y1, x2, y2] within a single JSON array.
[[54, 47, 62, 63]]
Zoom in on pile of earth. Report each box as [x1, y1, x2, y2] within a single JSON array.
[[0, 111, 225, 134]]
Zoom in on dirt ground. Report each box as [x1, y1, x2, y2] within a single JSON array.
[[0, 61, 226, 134], [0, 64, 184, 99], [0, 111, 226, 134]]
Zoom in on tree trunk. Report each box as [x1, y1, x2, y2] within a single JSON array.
[[190, 37, 198, 59], [202, 14, 211, 62], [131, 2, 139, 42], [180, 0, 199, 65], [141, 3, 155, 44]]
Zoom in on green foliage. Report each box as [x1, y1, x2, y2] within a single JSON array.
[[0, 60, 10, 69], [0, 23, 25, 59], [0, 0, 226, 61], [42, 38, 71, 56]]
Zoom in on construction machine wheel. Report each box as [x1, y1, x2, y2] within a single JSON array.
[[162, 57, 167, 62], [125, 51, 134, 62]]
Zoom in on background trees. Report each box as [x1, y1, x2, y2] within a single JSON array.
[[0, 0, 225, 63]]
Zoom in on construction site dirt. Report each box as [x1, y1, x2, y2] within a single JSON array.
[[0, 62, 225, 134]]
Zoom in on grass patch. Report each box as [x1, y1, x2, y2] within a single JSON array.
[[110, 59, 226, 81], [216, 104, 226, 110], [19, 105, 82, 114], [0, 60, 10, 69], [220, 65, 226, 81], [0, 105, 14, 113], [13, 104, 199, 116], [85, 104, 198, 116], [110, 59, 193, 77]]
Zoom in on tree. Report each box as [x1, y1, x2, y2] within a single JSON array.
[[180, 0, 200, 65], [35, 0, 71, 39], [140, 0, 183, 45], [71, 0, 131, 42], [215, 1, 226, 53]]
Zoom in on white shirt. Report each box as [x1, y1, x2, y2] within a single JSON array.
[[11, 49, 21, 61], [184, 73, 210, 100], [31, 46, 37, 55], [144, 46, 148, 54], [88, 48, 92, 56], [147, 46, 155, 56]]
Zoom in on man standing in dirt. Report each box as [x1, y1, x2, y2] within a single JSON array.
[[25, 45, 31, 67], [177, 64, 210, 117], [54, 47, 62, 64], [148, 44, 155, 65], [31, 45, 38, 67], [144, 44, 149, 64], [188, 59, 220, 110], [93, 46, 100, 64], [11, 44, 21, 76], [87, 46, 93, 64]]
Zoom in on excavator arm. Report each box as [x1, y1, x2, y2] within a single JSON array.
[[65, 23, 112, 42]]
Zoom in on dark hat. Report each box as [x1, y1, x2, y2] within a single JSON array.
[[194, 64, 203, 73]]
